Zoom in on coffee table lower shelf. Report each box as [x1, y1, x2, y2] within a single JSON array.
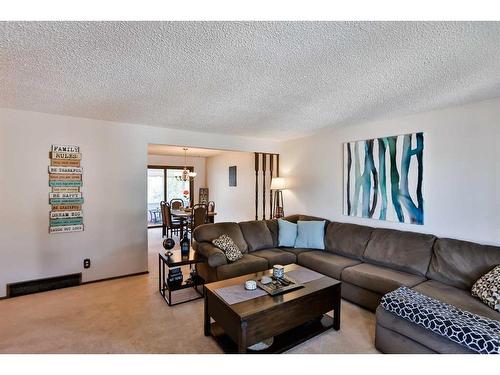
[[209, 314, 334, 354]]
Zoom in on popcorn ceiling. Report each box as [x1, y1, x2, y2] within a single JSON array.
[[1, 21, 500, 139]]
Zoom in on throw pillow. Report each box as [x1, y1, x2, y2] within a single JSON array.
[[278, 219, 298, 247], [471, 265, 500, 312], [294, 220, 326, 249], [212, 234, 243, 262]]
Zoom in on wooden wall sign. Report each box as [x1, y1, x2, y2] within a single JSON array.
[[52, 145, 79, 153], [49, 180, 83, 187], [51, 159, 81, 167], [50, 217, 84, 226], [48, 166, 83, 174], [50, 211, 83, 219], [49, 173, 82, 181], [50, 151, 82, 160], [51, 204, 82, 211], [49, 197, 84, 205], [49, 225, 84, 234], [51, 186, 81, 193], [49, 192, 82, 199], [48, 144, 84, 234]]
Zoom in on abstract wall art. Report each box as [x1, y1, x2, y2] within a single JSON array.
[[343, 132, 424, 225]]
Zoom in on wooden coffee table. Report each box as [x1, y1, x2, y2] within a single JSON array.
[[203, 264, 341, 353]]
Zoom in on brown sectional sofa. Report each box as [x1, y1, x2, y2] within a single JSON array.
[[192, 214, 500, 354]]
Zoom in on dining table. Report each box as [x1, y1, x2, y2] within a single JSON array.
[[171, 208, 217, 239]]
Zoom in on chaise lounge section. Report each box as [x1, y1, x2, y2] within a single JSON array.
[[192, 214, 500, 353]]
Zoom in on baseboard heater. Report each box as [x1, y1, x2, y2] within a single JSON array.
[[7, 273, 82, 298]]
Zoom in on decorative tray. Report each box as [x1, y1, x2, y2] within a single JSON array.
[[256, 275, 304, 296]]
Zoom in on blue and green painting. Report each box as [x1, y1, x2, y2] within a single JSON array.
[[343, 132, 424, 225]]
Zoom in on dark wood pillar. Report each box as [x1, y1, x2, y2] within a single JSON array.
[[262, 153, 266, 220], [254, 153, 259, 220], [269, 154, 273, 219]]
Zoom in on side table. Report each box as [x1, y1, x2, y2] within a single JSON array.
[[158, 249, 205, 306]]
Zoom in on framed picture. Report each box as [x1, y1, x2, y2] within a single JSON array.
[[343, 132, 424, 225], [199, 188, 209, 204], [229, 166, 237, 187]]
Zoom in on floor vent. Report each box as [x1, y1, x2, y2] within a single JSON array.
[[7, 273, 82, 298]]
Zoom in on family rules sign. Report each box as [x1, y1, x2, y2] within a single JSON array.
[[48, 145, 84, 234]]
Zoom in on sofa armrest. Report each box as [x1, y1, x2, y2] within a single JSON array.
[[195, 242, 228, 267]]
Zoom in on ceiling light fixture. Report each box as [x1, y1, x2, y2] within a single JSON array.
[[176, 148, 197, 182]]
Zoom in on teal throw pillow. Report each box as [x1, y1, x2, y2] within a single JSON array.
[[278, 219, 297, 247], [294, 220, 326, 249]]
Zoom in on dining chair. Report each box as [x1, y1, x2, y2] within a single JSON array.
[[170, 199, 184, 210], [206, 201, 215, 223], [189, 204, 207, 240], [160, 201, 181, 238]]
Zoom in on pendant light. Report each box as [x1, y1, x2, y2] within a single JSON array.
[[176, 148, 197, 182]]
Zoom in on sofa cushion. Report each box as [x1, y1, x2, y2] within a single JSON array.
[[278, 219, 297, 247], [363, 228, 436, 276], [376, 307, 473, 354], [281, 247, 314, 256], [325, 222, 373, 260], [294, 220, 326, 249], [413, 280, 500, 321], [212, 234, 243, 262], [265, 219, 279, 247], [251, 248, 296, 267], [341, 263, 426, 295], [427, 238, 500, 290], [216, 254, 269, 280], [193, 222, 248, 253], [471, 265, 500, 312], [239, 220, 274, 252], [298, 251, 360, 280]]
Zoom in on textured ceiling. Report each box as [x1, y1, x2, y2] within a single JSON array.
[[148, 144, 226, 157], [1, 21, 500, 139]]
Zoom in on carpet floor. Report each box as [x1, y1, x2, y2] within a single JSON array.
[[0, 228, 379, 354]]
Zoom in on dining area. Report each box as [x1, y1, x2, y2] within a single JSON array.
[[160, 199, 216, 240]]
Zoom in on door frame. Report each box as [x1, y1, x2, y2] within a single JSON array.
[[147, 165, 195, 228]]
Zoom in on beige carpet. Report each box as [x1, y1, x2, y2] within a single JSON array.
[[0, 228, 379, 354]]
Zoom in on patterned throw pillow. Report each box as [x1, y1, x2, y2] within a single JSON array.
[[471, 265, 500, 312], [212, 234, 243, 262]]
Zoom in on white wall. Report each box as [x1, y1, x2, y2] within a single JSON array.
[[206, 152, 256, 223], [280, 98, 500, 246], [147, 154, 207, 203], [0, 108, 280, 297]]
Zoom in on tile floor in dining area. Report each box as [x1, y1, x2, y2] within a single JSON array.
[[0, 228, 379, 354]]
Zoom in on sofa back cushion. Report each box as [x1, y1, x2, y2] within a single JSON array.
[[239, 220, 274, 252], [283, 214, 330, 225], [265, 219, 279, 247], [193, 222, 248, 253], [283, 214, 301, 223], [427, 238, 500, 290], [325, 222, 373, 260], [363, 228, 436, 276]]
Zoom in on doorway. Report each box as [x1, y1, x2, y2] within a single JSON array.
[[147, 165, 194, 228]]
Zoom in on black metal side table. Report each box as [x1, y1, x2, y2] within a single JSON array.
[[158, 249, 205, 306]]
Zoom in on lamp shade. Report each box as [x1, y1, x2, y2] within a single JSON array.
[[270, 177, 287, 190]]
